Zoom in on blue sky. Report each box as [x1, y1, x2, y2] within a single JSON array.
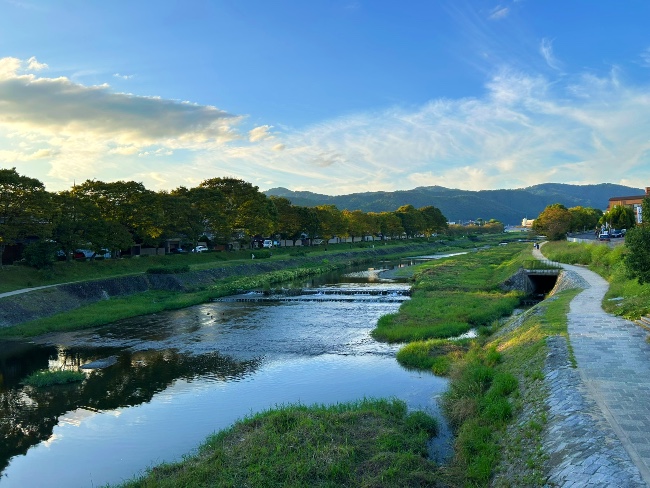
[[1, 1, 650, 195]]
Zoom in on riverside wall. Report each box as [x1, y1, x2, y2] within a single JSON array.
[[0, 243, 437, 329]]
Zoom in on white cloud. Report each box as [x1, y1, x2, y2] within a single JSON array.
[[4, 56, 650, 196], [488, 6, 509, 20], [249, 125, 273, 142], [27, 56, 48, 71], [113, 73, 133, 80], [540, 38, 560, 70]]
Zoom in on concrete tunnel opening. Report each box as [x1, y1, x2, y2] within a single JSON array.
[[525, 273, 559, 303]]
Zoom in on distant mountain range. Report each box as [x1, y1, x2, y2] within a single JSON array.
[[265, 183, 644, 225]]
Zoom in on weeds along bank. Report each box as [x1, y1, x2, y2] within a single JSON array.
[[386, 238, 650, 485], [120, 241, 550, 487], [541, 240, 650, 319], [0, 239, 489, 337]]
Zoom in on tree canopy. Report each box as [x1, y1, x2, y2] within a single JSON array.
[[532, 204, 572, 240]]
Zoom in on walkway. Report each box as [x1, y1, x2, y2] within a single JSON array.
[[534, 246, 650, 486]]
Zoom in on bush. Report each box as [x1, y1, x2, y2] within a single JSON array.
[[22, 241, 58, 269]]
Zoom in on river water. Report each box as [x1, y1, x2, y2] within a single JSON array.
[[0, 257, 454, 487]]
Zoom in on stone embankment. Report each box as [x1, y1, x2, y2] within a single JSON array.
[[0, 243, 434, 328], [541, 269, 645, 486], [531, 250, 649, 486]]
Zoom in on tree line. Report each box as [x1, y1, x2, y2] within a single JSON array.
[[532, 200, 650, 285], [532, 202, 640, 240], [0, 168, 450, 265]]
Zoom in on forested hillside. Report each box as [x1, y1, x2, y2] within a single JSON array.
[[265, 183, 642, 225]]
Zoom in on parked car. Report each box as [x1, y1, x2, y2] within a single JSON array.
[[192, 245, 209, 253], [74, 249, 111, 259], [262, 240, 273, 248], [610, 229, 623, 238], [170, 248, 187, 254], [598, 233, 610, 241]]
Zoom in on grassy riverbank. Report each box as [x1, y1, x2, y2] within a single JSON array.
[[541, 240, 650, 319], [116, 242, 540, 487], [374, 244, 528, 345], [121, 398, 442, 488], [0, 236, 527, 338], [0, 261, 342, 337]]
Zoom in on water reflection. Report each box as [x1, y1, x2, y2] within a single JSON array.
[[0, 258, 455, 487], [0, 345, 258, 474]]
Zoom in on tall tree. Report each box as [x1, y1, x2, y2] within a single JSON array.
[[269, 196, 302, 242], [568, 206, 603, 233], [372, 212, 403, 239], [51, 190, 102, 260], [532, 204, 572, 240], [342, 209, 375, 242], [314, 205, 345, 242], [601, 205, 636, 230], [157, 189, 206, 249], [74, 180, 162, 245], [199, 178, 272, 242], [0, 168, 52, 261], [419, 206, 448, 235], [396, 205, 425, 238]]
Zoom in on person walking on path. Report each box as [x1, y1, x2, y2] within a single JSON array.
[[534, 244, 650, 486]]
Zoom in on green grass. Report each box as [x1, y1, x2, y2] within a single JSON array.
[[396, 338, 472, 375], [541, 240, 650, 319], [21, 369, 85, 387], [119, 398, 443, 488], [0, 262, 343, 338], [372, 244, 528, 343]]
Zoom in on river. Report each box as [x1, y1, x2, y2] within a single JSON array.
[[0, 256, 456, 487]]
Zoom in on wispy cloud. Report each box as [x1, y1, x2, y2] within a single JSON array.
[[488, 5, 509, 20], [3, 56, 650, 196], [640, 47, 650, 68], [540, 38, 561, 70], [113, 73, 133, 80]]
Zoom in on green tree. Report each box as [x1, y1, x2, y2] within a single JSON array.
[[0, 168, 53, 261], [624, 224, 650, 284], [568, 206, 603, 233], [532, 204, 572, 240], [396, 205, 425, 238], [22, 240, 59, 269], [314, 205, 345, 242], [269, 196, 302, 242], [51, 191, 104, 261], [373, 212, 403, 239], [342, 209, 377, 242], [161, 188, 206, 248], [199, 178, 272, 243], [419, 206, 448, 235], [601, 205, 635, 231], [74, 180, 162, 246]]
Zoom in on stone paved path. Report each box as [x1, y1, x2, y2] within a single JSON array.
[[534, 246, 650, 486]]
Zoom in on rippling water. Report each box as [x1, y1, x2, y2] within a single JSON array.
[[0, 263, 452, 487]]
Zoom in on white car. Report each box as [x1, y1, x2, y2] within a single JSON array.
[[192, 245, 209, 253]]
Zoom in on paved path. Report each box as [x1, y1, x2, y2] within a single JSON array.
[[534, 246, 650, 486]]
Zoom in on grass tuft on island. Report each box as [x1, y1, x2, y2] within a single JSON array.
[[22, 369, 85, 387], [372, 244, 528, 343], [119, 398, 444, 488]]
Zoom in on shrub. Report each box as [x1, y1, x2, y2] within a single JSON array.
[[22, 241, 58, 269]]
